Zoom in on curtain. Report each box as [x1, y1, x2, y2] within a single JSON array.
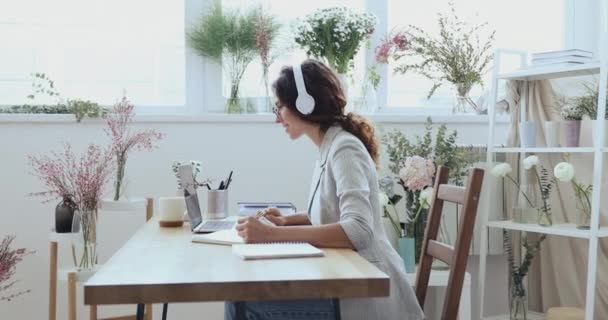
[[501, 79, 608, 315]]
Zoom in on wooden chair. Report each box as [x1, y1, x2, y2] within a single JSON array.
[[415, 166, 484, 320]]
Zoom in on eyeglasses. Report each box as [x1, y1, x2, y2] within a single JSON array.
[[272, 102, 283, 118]]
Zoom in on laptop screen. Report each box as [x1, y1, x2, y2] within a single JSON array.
[[184, 190, 202, 230], [177, 164, 202, 230]]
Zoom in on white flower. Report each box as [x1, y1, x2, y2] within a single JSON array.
[[554, 162, 575, 182], [523, 155, 540, 170], [491, 163, 512, 178], [379, 192, 389, 207], [419, 187, 434, 209]]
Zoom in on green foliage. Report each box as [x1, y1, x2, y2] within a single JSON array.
[[381, 117, 479, 185], [367, 65, 381, 91], [187, 4, 261, 113], [67, 99, 108, 122], [27, 73, 60, 101], [575, 81, 608, 120], [503, 229, 546, 293], [0, 73, 108, 122], [394, 1, 495, 99]]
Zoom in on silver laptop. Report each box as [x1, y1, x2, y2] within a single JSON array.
[[177, 164, 236, 233]]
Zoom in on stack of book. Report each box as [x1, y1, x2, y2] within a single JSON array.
[[530, 49, 593, 67]]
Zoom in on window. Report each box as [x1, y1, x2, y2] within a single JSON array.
[[385, 0, 566, 110], [217, 0, 367, 112], [0, 0, 185, 108]]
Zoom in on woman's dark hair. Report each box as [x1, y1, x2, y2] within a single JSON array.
[[272, 59, 380, 166]]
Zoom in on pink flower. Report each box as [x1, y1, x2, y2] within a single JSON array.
[[0, 235, 33, 302], [104, 96, 164, 200], [399, 156, 435, 191], [375, 29, 409, 64], [28, 143, 114, 210]]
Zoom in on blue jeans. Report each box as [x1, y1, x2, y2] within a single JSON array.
[[224, 299, 337, 320]]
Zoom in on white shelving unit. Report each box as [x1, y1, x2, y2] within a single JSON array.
[[478, 4, 608, 318]]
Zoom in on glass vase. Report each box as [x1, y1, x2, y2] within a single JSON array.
[[576, 196, 591, 230], [451, 82, 477, 114], [113, 157, 129, 201], [397, 237, 416, 273], [226, 79, 244, 114], [71, 209, 97, 270], [509, 292, 528, 320], [537, 209, 553, 227]]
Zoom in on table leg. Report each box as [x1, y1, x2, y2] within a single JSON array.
[[234, 301, 246, 320], [68, 272, 76, 320], [458, 283, 472, 320], [332, 299, 341, 320], [89, 305, 97, 320], [136, 304, 145, 320], [49, 242, 57, 320], [162, 303, 168, 320]]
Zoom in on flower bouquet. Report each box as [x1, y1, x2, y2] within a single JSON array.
[[554, 161, 592, 229], [28, 143, 114, 270], [390, 1, 494, 113], [104, 96, 164, 202], [491, 156, 555, 226], [0, 235, 33, 302], [294, 7, 376, 75]]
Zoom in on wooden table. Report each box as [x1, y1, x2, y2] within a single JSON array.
[[84, 218, 390, 319]]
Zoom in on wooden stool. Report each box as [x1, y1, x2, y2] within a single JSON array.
[[49, 198, 153, 320], [546, 307, 585, 320]]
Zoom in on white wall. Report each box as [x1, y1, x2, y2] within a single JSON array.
[[0, 115, 508, 319]]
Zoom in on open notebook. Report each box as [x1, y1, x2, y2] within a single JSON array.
[[232, 243, 324, 260], [191, 228, 244, 245]]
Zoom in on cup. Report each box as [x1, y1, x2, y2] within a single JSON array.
[[207, 190, 228, 219], [158, 197, 185, 227]]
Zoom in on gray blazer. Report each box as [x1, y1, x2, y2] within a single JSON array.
[[307, 126, 425, 320]]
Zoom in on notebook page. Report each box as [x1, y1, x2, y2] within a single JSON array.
[[232, 243, 324, 260], [191, 228, 244, 245]]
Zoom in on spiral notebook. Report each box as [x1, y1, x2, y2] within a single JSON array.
[[232, 243, 324, 260]]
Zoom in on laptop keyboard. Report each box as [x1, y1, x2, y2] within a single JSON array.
[[198, 220, 235, 231]]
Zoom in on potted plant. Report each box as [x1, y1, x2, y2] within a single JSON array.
[[0, 235, 33, 302], [293, 6, 376, 95], [188, 5, 259, 113], [29, 143, 114, 270], [382, 117, 478, 262], [390, 1, 495, 113], [560, 102, 584, 147], [554, 161, 592, 229], [575, 81, 608, 146], [104, 96, 164, 203]]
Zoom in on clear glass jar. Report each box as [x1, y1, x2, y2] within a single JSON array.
[[71, 209, 97, 270]]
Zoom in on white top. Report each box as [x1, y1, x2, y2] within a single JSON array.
[[307, 125, 425, 320]]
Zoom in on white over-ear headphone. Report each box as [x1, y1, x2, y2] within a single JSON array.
[[292, 63, 315, 115]]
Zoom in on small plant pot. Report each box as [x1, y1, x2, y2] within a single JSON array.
[[519, 121, 537, 148], [544, 121, 561, 147], [562, 120, 582, 147]]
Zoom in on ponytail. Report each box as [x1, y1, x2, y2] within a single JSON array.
[[337, 113, 380, 167]]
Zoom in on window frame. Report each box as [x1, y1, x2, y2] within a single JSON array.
[[0, 0, 577, 117]]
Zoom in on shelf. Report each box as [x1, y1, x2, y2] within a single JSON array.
[[497, 62, 600, 80], [487, 220, 593, 239], [484, 312, 544, 320], [491, 147, 595, 153], [57, 265, 101, 282], [100, 197, 147, 211], [49, 230, 79, 244]]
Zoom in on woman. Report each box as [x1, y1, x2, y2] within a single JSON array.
[[226, 59, 424, 320]]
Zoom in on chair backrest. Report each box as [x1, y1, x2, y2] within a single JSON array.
[[414, 166, 484, 320]]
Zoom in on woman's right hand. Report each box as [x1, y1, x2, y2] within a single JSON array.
[[261, 208, 287, 226]]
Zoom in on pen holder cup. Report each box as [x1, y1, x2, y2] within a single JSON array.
[[207, 190, 228, 219]]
